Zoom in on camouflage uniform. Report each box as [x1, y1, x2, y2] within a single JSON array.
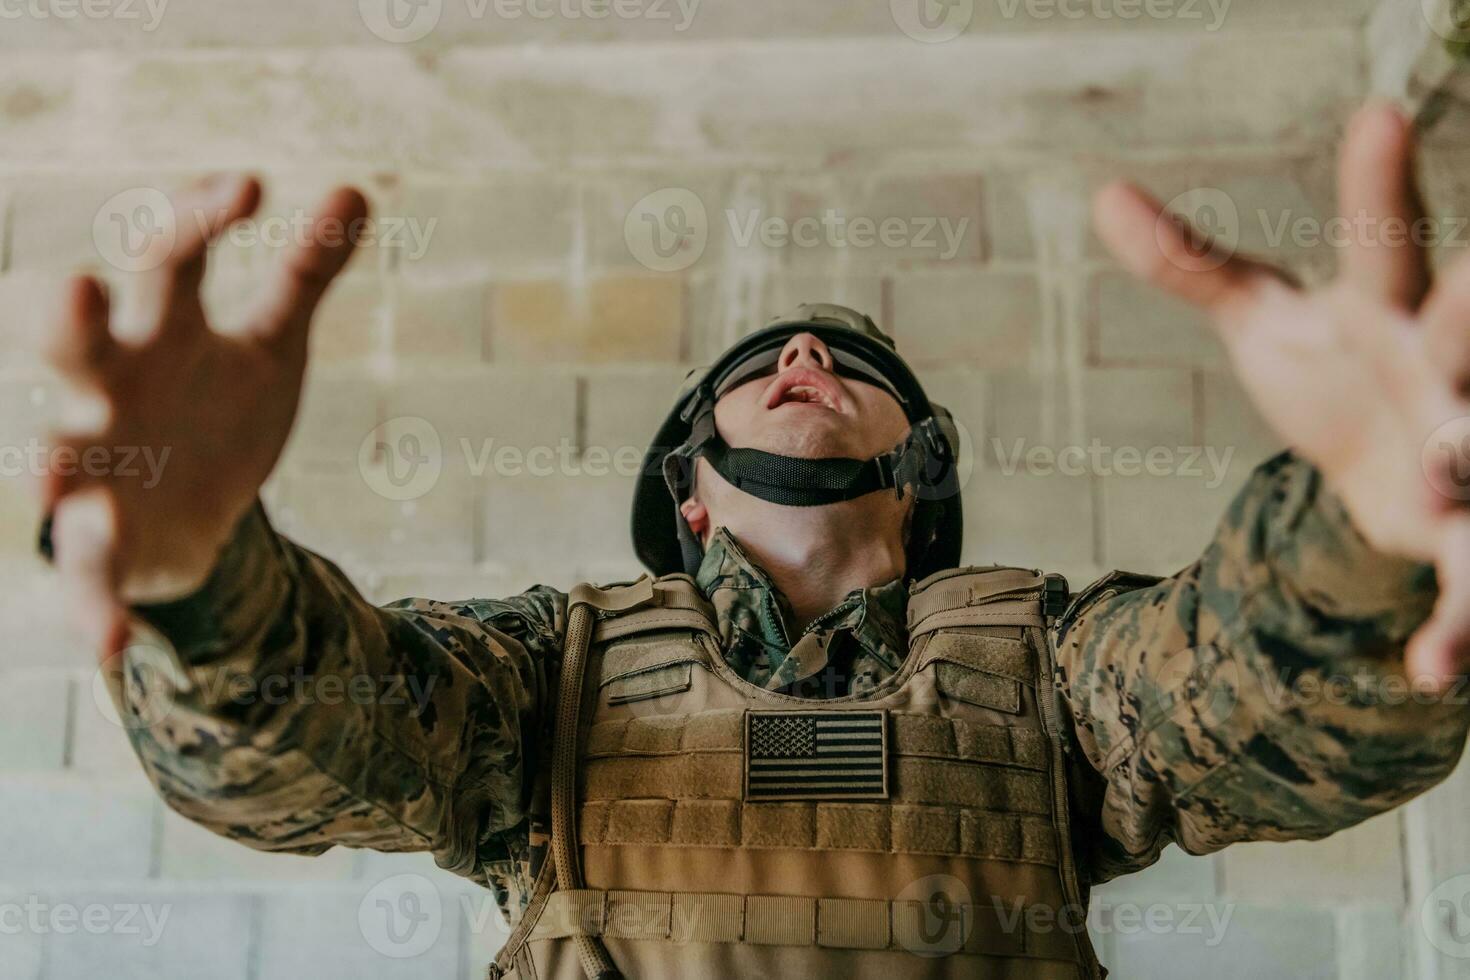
[[119, 451, 1470, 926]]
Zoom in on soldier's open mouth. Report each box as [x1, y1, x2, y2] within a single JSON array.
[[764, 369, 843, 412]]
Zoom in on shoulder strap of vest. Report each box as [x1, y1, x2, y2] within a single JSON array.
[[569, 574, 719, 643], [906, 565, 1069, 638]]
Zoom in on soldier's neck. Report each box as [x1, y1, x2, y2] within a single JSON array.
[[716, 502, 908, 636]]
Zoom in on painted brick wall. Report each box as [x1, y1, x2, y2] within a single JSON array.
[[1, 2, 1468, 978]]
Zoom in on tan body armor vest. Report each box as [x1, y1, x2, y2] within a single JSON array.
[[491, 566, 1101, 980]]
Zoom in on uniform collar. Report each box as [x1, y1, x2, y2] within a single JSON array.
[[693, 529, 908, 696]]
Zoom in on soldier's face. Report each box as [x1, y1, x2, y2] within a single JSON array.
[[710, 332, 911, 461]]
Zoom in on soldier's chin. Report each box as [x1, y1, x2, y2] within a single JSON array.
[[754, 417, 859, 460]]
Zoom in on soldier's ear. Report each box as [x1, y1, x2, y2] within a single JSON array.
[[680, 496, 710, 543]]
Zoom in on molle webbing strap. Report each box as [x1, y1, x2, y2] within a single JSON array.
[[527, 888, 1083, 963], [916, 632, 1037, 685], [587, 577, 719, 643], [598, 641, 713, 687], [550, 599, 622, 980], [585, 709, 1049, 769], [579, 799, 1060, 865], [907, 567, 1050, 637]]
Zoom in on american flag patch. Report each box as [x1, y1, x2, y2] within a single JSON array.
[[744, 710, 889, 801]]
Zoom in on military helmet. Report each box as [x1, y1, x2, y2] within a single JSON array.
[[631, 303, 963, 581]]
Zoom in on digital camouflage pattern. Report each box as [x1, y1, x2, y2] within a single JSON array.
[[119, 451, 1470, 926], [695, 529, 908, 698]]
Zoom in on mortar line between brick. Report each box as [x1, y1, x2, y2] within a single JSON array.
[[148, 798, 164, 879], [0, 191, 12, 275], [573, 376, 588, 458], [1089, 473, 1104, 569], [245, 892, 262, 980], [61, 675, 77, 769], [1191, 369, 1205, 448]]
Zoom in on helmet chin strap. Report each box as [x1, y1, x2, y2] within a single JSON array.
[[662, 396, 952, 513]]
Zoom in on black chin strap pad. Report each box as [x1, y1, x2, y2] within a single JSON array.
[[679, 402, 949, 509]]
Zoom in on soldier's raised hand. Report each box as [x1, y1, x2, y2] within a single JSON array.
[[42, 176, 368, 657], [1094, 103, 1470, 689]]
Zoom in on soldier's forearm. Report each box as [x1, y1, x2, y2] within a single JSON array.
[[1058, 452, 1469, 883], [114, 502, 546, 869]]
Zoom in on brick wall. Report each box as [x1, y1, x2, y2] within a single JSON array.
[[2, 2, 1469, 978]]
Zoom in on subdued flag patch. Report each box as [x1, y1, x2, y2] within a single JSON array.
[[744, 710, 889, 801]]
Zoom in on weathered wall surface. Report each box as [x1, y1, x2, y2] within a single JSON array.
[[1, 1, 1468, 977]]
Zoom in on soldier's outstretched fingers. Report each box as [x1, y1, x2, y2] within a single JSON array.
[[135, 174, 261, 339], [1408, 516, 1470, 690], [1336, 103, 1431, 312], [39, 433, 112, 512], [52, 488, 128, 660], [1420, 250, 1470, 398], [1092, 181, 1277, 317], [45, 275, 115, 392], [247, 186, 369, 354]]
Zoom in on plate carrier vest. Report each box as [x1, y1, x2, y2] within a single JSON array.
[[490, 565, 1103, 980]]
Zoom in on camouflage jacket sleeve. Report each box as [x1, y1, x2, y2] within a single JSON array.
[[1054, 451, 1470, 886], [119, 502, 566, 882]]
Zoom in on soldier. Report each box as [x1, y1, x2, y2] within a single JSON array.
[[34, 103, 1470, 978]]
